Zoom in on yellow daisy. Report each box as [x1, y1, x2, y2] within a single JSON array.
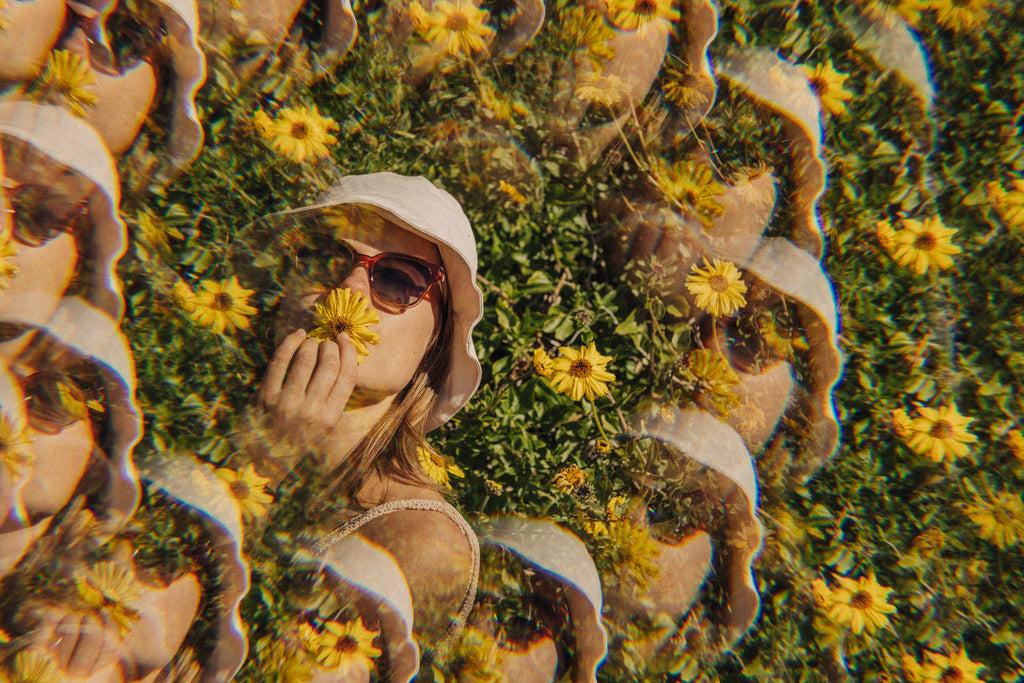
[[607, 520, 661, 590], [191, 276, 258, 334], [662, 64, 710, 110], [3, 649, 61, 683], [876, 219, 898, 250], [964, 490, 1024, 550], [605, 0, 681, 34], [649, 159, 725, 229], [484, 478, 503, 495], [417, 445, 465, 489], [594, 438, 613, 454], [685, 258, 748, 317], [574, 70, 628, 108], [553, 464, 588, 494], [303, 618, 382, 675], [985, 177, 1024, 232], [172, 280, 198, 313], [802, 59, 853, 117], [0, 411, 32, 479], [41, 49, 98, 117], [307, 288, 381, 364], [548, 342, 616, 401], [890, 215, 961, 274], [924, 0, 989, 31], [532, 348, 553, 378], [74, 561, 142, 635], [905, 404, 976, 463], [686, 349, 740, 416], [215, 463, 275, 520], [498, 180, 528, 205], [826, 572, 896, 636], [418, 0, 494, 58], [264, 106, 339, 163], [0, 228, 19, 287], [919, 648, 985, 683], [891, 409, 914, 438]]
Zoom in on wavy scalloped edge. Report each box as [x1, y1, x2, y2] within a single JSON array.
[[476, 517, 608, 683], [494, 0, 545, 58], [300, 535, 421, 683], [322, 0, 358, 63], [643, 407, 763, 644], [144, 455, 251, 683], [0, 101, 127, 319], [716, 46, 827, 259]]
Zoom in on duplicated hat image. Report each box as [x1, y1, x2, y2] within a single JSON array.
[[245, 172, 484, 432]]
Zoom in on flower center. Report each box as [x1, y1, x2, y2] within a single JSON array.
[[940, 667, 964, 683], [708, 275, 730, 292], [290, 122, 310, 140], [330, 319, 354, 336], [430, 453, 446, 467], [569, 359, 593, 378], [914, 231, 938, 251], [930, 420, 954, 439], [213, 292, 235, 311], [809, 77, 825, 95], [446, 11, 469, 30], [634, 0, 657, 18], [850, 591, 873, 609], [229, 480, 251, 500], [335, 635, 359, 654]]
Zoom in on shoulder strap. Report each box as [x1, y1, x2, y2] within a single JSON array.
[[316, 499, 480, 646]]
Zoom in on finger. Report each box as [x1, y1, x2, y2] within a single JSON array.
[[303, 339, 342, 403], [260, 328, 306, 408], [324, 333, 359, 416], [277, 337, 322, 408]]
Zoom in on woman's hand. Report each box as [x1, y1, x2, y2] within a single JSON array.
[[257, 329, 358, 453]]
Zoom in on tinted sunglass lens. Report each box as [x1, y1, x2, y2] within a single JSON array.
[[373, 257, 432, 306]]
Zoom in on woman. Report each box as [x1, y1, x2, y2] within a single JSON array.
[[252, 172, 483, 657]]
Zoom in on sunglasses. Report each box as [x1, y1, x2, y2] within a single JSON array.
[[293, 241, 445, 309], [4, 184, 89, 248]]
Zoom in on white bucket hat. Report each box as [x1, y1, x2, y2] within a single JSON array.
[[251, 172, 484, 432]]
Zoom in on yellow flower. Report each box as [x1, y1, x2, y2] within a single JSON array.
[[0, 228, 19, 287], [811, 577, 834, 608], [532, 348, 553, 378], [484, 478, 503, 495], [606, 520, 661, 591], [905, 404, 976, 463], [303, 618, 382, 675], [802, 59, 853, 117], [662, 64, 709, 110], [548, 342, 616, 401], [308, 288, 381, 364], [890, 215, 961, 274], [172, 280, 197, 313], [562, 6, 615, 66], [605, 0, 680, 34], [924, 0, 989, 31], [964, 490, 1024, 550], [262, 106, 339, 163], [75, 561, 142, 636], [418, 0, 494, 58], [1007, 429, 1024, 461], [594, 438, 613, 454], [686, 349, 741, 416], [985, 177, 1024, 232], [498, 180, 528, 205], [41, 49, 98, 117], [215, 463, 274, 520], [876, 219, 898, 250], [606, 495, 628, 520], [892, 409, 914, 438], [3, 649, 61, 683], [252, 109, 274, 138], [685, 258, 748, 317], [919, 648, 985, 683], [478, 80, 528, 121], [649, 159, 725, 229], [826, 572, 896, 636], [0, 411, 32, 479], [553, 464, 588, 494], [574, 70, 628, 108], [190, 276, 258, 334], [417, 445, 465, 489]]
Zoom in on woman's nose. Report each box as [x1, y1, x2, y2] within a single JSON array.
[[340, 263, 373, 302]]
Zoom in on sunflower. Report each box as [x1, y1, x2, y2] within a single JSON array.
[[417, 445, 465, 489], [0, 411, 32, 478], [649, 159, 725, 229], [548, 342, 616, 401], [418, 0, 494, 58], [0, 228, 19, 287], [986, 177, 1024, 232], [605, 0, 681, 34], [826, 572, 896, 636], [890, 215, 961, 274], [215, 463, 275, 520], [75, 561, 142, 635], [685, 258, 748, 317], [964, 490, 1024, 550], [574, 70, 628, 108], [41, 49, 98, 117], [919, 648, 985, 683], [190, 276, 258, 334], [801, 59, 853, 117], [532, 347, 553, 378], [924, 0, 989, 31], [904, 404, 976, 463], [553, 464, 588, 495], [263, 106, 339, 163], [302, 618, 382, 675], [308, 288, 381, 364]]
